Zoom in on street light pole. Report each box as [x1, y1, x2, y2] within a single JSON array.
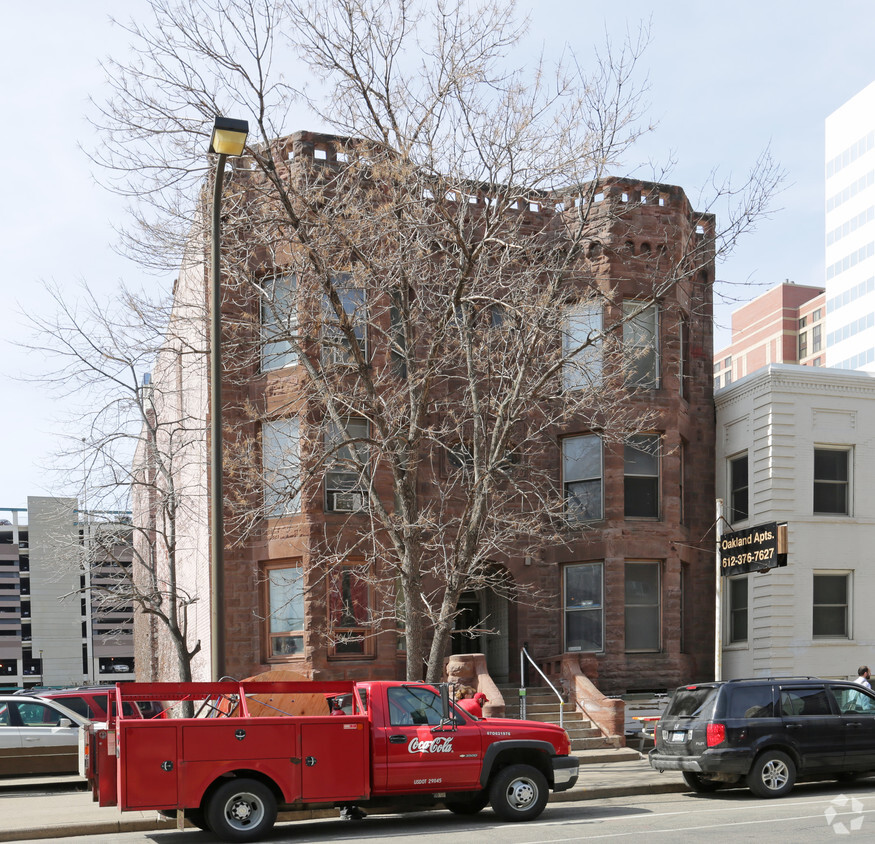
[[208, 116, 249, 681]]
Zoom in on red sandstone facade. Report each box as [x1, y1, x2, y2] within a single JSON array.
[[136, 134, 718, 695]]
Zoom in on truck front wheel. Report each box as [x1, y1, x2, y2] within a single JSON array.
[[206, 778, 277, 843], [488, 764, 548, 822]]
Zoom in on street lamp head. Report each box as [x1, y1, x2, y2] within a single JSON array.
[[209, 116, 249, 156]]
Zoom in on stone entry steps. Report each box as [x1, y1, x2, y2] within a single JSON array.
[[494, 685, 635, 758]]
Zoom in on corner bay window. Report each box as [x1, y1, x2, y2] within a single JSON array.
[[624, 562, 660, 652], [329, 565, 370, 655], [266, 564, 305, 658], [262, 417, 301, 516], [325, 418, 369, 512], [562, 434, 603, 521], [564, 563, 603, 652], [624, 434, 660, 518], [261, 272, 298, 371], [623, 300, 659, 388], [562, 303, 603, 389]]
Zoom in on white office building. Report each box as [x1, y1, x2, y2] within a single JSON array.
[[825, 81, 875, 370], [716, 364, 875, 680]]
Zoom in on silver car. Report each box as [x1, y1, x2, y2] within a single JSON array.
[[0, 695, 89, 776]]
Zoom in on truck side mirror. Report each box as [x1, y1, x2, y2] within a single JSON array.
[[440, 684, 450, 721]]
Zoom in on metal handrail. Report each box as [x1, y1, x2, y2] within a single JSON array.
[[519, 647, 564, 729]]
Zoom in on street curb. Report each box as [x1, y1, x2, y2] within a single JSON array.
[[0, 782, 688, 841]]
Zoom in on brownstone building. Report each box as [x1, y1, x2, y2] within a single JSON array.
[[134, 132, 716, 695]]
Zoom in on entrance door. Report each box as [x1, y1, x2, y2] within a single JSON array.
[[452, 596, 482, 654]]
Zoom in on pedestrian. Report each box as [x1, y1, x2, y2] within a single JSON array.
[[854, 665, 871, 688]]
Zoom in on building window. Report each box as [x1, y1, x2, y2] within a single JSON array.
[[321, 274, 366, 366], [812, 324, 822, 354], [799, 315, 808, 329], [328, 565, 371, 656], [812, 308, 822, 322], [728, 576, 748, 643], [562, 434, 603, 521], [714, 374, 721, 389], [262, 417, 301, 516], [724, 370, 732, 386], [325, 418, 369, 512], [261, 272, 298, 371], [814, 447, 850, 515], [564, 563, 603, 652], [678, 313, 691, 399], [798, 331, 808, 359], [723, 356, 731, 370], [623, 301, 659, 388], [624, 561, 660, 652], [562, 302, 602, 389], [679, 439, 688, 525], [813, 572, 850, 638], [266, 563, 305, 658], [729, 453, 749, 523], [624, 434, 660, 518]]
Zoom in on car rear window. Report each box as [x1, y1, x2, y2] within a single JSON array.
[[728, 684, 774, 718], [663, 686, 719, 719]]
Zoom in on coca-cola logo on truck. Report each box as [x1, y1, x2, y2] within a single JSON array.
[[408, 736, 454, 753]]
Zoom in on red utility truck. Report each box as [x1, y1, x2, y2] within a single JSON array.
[[83, 679, 578, 842]]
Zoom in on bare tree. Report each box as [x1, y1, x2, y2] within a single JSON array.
[[90, 0, 782, 682], [21, 278, 208, 682]]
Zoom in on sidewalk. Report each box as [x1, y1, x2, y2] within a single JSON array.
[[0, 754, 686, 842]]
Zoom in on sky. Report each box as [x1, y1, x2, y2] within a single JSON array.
[[3, 0, 875, 510]]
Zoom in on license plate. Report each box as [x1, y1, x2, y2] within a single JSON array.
[[669, 730, 686, 743]]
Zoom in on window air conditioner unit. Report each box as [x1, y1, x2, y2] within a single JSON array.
[[331, 491, 364, 512]]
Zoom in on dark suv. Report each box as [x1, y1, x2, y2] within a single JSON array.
[[650, 677, 875, 797]]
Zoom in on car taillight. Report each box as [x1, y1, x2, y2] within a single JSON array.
[[706, 722, 726, 747]]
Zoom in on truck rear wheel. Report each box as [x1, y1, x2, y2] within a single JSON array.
[[488, 764, 548, 822], [206, 778, 277, 843]]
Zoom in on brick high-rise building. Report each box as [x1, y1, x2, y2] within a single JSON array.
[[714, 282, 826, 390], [135, 132, 718, 695]]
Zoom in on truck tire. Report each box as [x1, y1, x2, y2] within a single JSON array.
[[488, 764, 548, 822], [205, 778, 277, 842], [444, 790, 490, 815], [746, 750, 796, 798]]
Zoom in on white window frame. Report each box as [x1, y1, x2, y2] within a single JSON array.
[[813, 446, 852, 516], [812, 570, 852, 639]]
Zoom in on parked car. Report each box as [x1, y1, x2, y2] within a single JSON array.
[[650, 677, 875, 797], [20, 686, 162, 721], [0, 694, 89, 775]]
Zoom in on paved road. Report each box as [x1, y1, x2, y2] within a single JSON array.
[[15, 781, 875, 843]]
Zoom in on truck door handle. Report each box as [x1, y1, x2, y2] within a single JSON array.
[[389, 735, 407, 744]]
